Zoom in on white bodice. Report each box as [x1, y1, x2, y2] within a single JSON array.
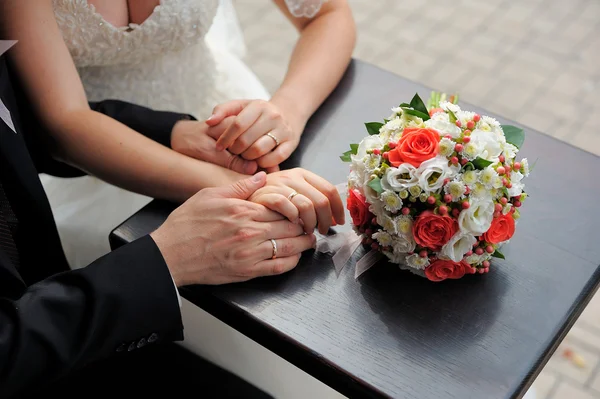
[[52, 0, 326, 119]]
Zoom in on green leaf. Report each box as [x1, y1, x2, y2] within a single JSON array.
[[409, 93, 430, 117], [339, 150, 352, 162], [501, 125, 525, 149], [447, 109, 458, 123], [350, 143, 359, 155], [462, 162, 475, 171], [365, 122, 384, 135], [472, 157, 493, 169], [384, 118, 390, 124], [368, 177, 383, 194], [401, 107, 430, 120], [491, 250, 505, 260], [399, 102, 411, 108]]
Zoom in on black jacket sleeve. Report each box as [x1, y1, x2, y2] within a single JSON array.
[[0, 235, 184, 398]]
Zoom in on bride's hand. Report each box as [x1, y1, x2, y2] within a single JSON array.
[[171, 119, 258, 174], [248, 168, 345, 235], [206, 99, 304, 172]]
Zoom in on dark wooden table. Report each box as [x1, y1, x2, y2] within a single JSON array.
[[110, 59, 600, 399]]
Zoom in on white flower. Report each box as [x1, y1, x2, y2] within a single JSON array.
[[364, 154, 382, 173], [480, 166, 500, 189], [405, 253, 430, 270], [354, 136, 383, 160], [440, 101, 461, 114], [465, 252, 491, 265], [425, 118, 461, 138], [438, 137, 455, 157], [444, 180, 467, 201], [507, 171, 524, 197], [416, 156, 459, 193], [384, 249, 405, 264], [470, 129, 503, 162], [363, 175, 381, 204], [379, 118, 404, 141], [347, 170, 365, 192], [482, 116, 501, 130], [462, 142, 481, 161], [377, 212, 397, 234], [503, 203, 513, 215], [409, 185, 422, 197], [457, 110, 475, 125], [458, 198, 495, 235], [372, 231, 393, 247], [462, 170, 479, 186], [381, 190, 403, 212], [381, 164, 419, 192], [391, 234, 416, 254], [502, 142, 518, 161], [521, 158, 530, 176], [440, 231, 477, 262], [395, 215, 413, 235]]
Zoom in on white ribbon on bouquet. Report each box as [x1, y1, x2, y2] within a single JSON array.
[[313, 183, 385, 279]]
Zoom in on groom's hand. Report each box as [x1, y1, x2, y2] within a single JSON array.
[[171, 119, 258, 175], [150, 172, 316, 286]]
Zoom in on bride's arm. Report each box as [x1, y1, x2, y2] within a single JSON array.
[[271, 0, 356, 131], [0, 0, 244, 203]]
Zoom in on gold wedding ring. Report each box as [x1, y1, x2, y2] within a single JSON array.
[[270, 239, 278, 259], [287, 190, 299, 201], [266, 132, 280, 147]]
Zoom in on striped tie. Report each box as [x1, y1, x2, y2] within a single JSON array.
[[0, 180, 20, 267]]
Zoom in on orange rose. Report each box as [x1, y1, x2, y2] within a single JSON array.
[[387, 127, 440, 168], [412, 211, 458, 251], [483, 213, 515, 244], [425, 259, 474, 282]]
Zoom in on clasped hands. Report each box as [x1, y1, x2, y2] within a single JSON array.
[[157, 100, 345, 286]]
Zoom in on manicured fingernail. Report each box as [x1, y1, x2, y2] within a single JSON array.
[[206, 114, 216, 121], [252, 172, 265, 182]]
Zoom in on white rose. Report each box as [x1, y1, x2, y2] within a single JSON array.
[[416, 156, 460, 193], [354, 135, 383, 160], [381, 164, 419, 192], [458, 198, 494, 235], [392, 234, 416, 254], [469, 129, 502, 162], [440, 231, 477, 262], [424, 118, 461, 138], [347, 170, 364, 191]]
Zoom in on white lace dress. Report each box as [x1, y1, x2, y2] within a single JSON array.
[[45, 0, 325, 269]]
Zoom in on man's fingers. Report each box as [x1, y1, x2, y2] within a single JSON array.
[[252, 253, 302, 277], [210, 172, 267, 199], [265, 165, 280, 173], [257, 233, 316, 264], [227, 153, 258, 175], [206, 100, 251, 126], [206, 116, 236, 140], [264, 220, 305, 240], [252, 192, 299, 223], [216, 102, 263, 151], [303, 173, 346, 225]]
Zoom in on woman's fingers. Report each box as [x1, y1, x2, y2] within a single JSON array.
[[297, 183, 333, 235], [206, 100, 251, 126], [265, 220, 305, 239], [252, 192, 299, 223], [290, 193, 318, 234], [216, 102, 264, 151], [303, 173, 346, 225], [241, 133, 278, 160], [228, 114, 277, 155], [256, 141, 296, 169]]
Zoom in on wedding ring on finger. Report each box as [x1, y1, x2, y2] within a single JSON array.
[[287, 190, 299, 201], [270, 239, 278, 259], [266, 132, 280, 147]]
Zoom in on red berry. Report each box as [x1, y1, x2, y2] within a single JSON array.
[[475, 247, 484, 255], [493, 211, 501, 218], [505, 164, 512, 173], [499, 155, 505, 163], [467, 120, 475, 130], [462, 201, 470, 209], [439, 205, 448, 215], [383, 152, 389, 159], [514, 200, 522, 207], [455, 120, 462, 127], [388, 142, 397, 149], [455, 144, 464, 152], [365, 229, 372, 236], [466, 250, 473, 256], [373, 148, 380, 155], [443, 178, 450, 186], [460, 158, 468, 165], [464, 186, 471, 194], [500, 197, 508, 205], [445, 134, 453, 140], [444, 194, 453, 203], [483, 260, 490, 268], [463, 129, 471, 136], [366, 238, 373, 245], [372, 217, 378, 225], [419, 250, 428, 258], [497, 166, 506, 175], [452, 208, 460, 217], [427, 196, 436, 205], [495, 203, 502, 212], [473, 114, 481, 122], [506, 182, 512, 189], [451, 156, 459, 165], [371, 242, 379, 251], [502, 178, 508, 187], [401, 207, 410, 215], [514, 162, 521, 170], [478, 268, 485, 274], [462, 136, 471, 143], [486, 245, 494, 254]]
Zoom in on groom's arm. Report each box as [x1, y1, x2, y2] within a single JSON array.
[[0, 235, 183, 398]]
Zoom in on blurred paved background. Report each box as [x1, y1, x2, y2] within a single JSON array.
[[233, 0, 600, 397]]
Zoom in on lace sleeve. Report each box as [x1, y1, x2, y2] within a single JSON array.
[[284, 0, 328, 18]]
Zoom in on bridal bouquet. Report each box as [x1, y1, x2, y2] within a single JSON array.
[[340, 92, 530, 282]]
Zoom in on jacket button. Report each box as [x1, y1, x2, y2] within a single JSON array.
[[116, 343, 127, 352], [148, 333, 159, 343], [137, 338, 147, 348], [127, 342, 137, 352]]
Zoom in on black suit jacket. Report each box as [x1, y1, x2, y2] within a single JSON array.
[[0, 55, 191, 397]]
